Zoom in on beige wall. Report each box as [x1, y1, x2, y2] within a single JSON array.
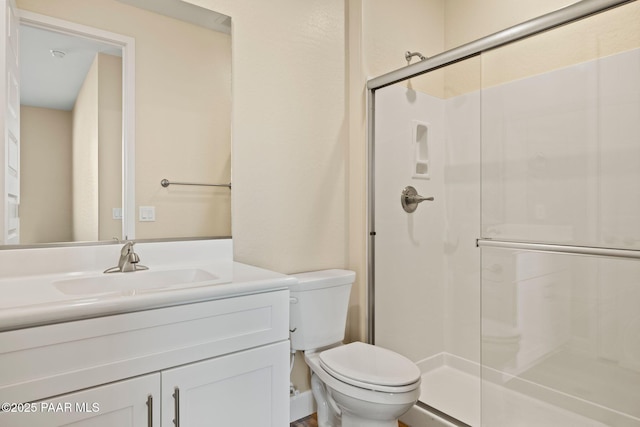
[[444, 0, 577, 50], [20, 106, 72, 244], [17, 0, 232, 240], [440, 1, 640, 95], [72, 55, 99, 242], [185, 0, 348, 393], [349, 0, 447, 348], [187, 0, 349, 272], [481, 2, 640, 88], [363, 0, 445, 96]]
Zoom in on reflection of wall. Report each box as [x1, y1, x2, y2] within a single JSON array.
[[20, 106, 72, 243], [97, 53, 122, 241], [72, 53, 122, 242], [72, 55, 99, 241], [17, 0, 232, 239]]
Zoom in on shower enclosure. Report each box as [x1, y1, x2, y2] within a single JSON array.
[[367, 1, 640, 425]]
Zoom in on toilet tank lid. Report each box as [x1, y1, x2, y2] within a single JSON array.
[[288, 269, 355, 292]]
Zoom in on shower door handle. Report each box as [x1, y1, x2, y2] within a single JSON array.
[[401, 186, 434, 213]]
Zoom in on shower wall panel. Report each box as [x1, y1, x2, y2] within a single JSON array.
[[481, 48, 640, 250], [374, 84, 446, 363], [374, 70, 482, 368]]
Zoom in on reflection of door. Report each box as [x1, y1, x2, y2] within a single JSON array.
[[2, 0, 19, 244]]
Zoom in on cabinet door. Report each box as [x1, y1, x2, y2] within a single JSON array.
[[162, 341, 289, 427], [0, 373, 160, 427]]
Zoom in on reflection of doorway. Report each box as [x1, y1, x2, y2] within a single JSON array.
[[2, 0, 20, 244], [20, 25, 123, 244], [4, 8, 135, 244]]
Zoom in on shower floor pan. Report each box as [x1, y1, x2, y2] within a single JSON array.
[[400, 352, 622, 427]]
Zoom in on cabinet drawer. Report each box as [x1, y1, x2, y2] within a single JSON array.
[[0, 290, 289, 404]]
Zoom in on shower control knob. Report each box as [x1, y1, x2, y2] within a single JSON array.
[[401, 186, 434, 213]]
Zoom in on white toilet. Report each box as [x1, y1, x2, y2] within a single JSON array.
[[289, 269, 421, 427]]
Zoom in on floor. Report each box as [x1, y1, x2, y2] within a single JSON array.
[[290, 413, 409, 427]]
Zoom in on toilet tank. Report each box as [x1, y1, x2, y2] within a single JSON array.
[[288, 269, 355, 351]]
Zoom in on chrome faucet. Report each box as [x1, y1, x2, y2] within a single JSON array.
[[104, 241, 149, 273]]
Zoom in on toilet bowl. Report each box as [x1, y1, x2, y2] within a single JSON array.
[[289, 270, 421, 427], [482, 319, 521, 369]]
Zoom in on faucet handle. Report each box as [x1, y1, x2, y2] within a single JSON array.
[[120, 241, 135, 256]]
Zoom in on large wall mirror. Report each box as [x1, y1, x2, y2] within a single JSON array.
[[5, 0, 231, 246]]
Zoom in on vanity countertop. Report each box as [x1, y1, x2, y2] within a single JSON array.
[[0, 239, 295, 332]]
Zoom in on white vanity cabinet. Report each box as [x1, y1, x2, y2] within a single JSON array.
[[1, 374, 161, 426], [161, 341, 288, 426], [0, 289, 290, 427]]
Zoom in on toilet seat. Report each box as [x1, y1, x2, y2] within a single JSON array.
[[319, 342, 421, 393]]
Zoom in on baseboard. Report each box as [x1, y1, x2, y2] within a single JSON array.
[[290, 390, 316, 423]]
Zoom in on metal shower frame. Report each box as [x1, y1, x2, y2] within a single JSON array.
[[365, 0, 638, 343]]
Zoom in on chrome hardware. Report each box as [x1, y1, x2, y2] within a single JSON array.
[[173, 387, 180, 427], [146, 395, 153, 427], [104, 241, 149, 273], [401, 186, 434, 213], [161, 178, 231, 189], [405, 51, 426, 63]]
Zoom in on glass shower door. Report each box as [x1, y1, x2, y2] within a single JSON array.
[[480, 2, 640, 425], [373, 58, 482, 426]]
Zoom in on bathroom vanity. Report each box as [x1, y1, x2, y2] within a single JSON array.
[[0, 239, 292, 426]]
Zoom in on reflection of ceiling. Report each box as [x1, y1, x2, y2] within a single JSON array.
[[20, 1, 230, 112], [20, 25, 121, 111], [116, 0, 231, 35]]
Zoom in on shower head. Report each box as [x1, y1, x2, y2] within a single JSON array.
[[405, 51, 426, 63]]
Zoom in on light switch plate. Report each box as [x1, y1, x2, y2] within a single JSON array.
[[139, 206, 156, 222]]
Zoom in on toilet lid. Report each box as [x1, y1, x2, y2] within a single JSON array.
[[319, 342, 421, 393]]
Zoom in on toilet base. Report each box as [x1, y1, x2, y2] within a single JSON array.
[[331, 387, 415, 427], [341, 411, 400, 427]]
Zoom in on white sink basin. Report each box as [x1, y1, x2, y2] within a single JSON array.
[[54, 269, 218, 296]]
